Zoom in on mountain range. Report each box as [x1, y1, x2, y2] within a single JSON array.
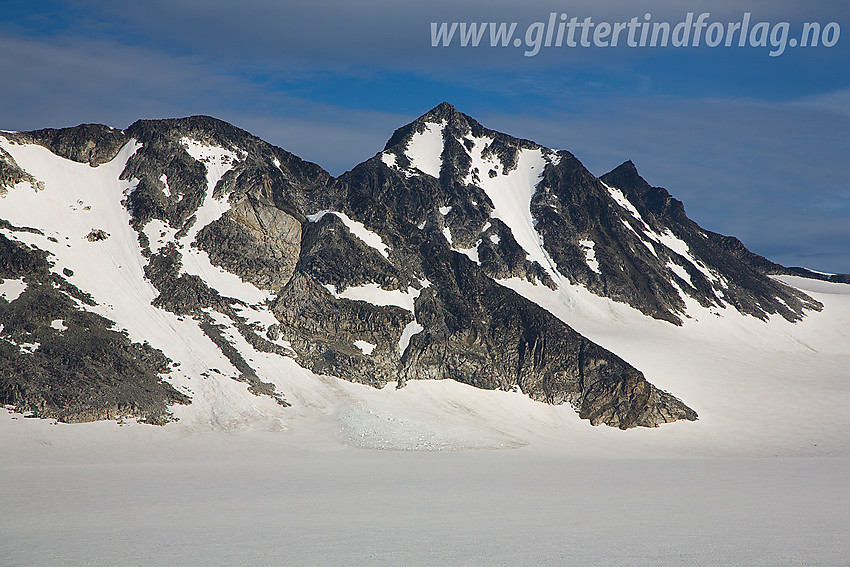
[[1, 102, 842, 430]]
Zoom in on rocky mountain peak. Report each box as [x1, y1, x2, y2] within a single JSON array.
[[3, 105, 837, 431], [603, 159, 644, 189], [372, 105, 823, 326]]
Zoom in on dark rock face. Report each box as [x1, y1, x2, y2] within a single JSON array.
[[600, 161, 823, 321], [394, 240, 696, 427], [197, 195, 301, 291], [0, 231, 189, 424], [272, 271, 412, 388], [1, 147, 36, 194], [380, 104, 821, 326], [3, 103, 833, 429], [5, 124, 128, 167], [780, 268, 850, 285]]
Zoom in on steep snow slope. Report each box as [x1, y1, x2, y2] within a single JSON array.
[[0, 137, 287, 428], [461, 136, 558, 277]]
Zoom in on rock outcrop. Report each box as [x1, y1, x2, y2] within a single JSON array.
[[3, 104, 833, 428]]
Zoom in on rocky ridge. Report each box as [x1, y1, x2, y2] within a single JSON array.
[[1, 103, 834, 428]]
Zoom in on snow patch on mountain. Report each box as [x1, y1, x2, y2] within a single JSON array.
[[0, 137, 289, 430], [648, 228, 726, 290], [354, 340, 376, 355], [0, 137, 160, 334], [143, 219, 177, 253], [159, 173, 171, 197], [322, 282, 419, 312], [180, 137, 238, 175], [175, 138, 275, 303], [183, 309, 289, 431], [603, 180, 728, 298], [380, 152, 396, 168], [441, 226, 453, 247], [0, 278, 27, 302], [803, 268, 836, 277], [405, 120, 445, 177], [320, 279, 430, 356], [462, 136, 559, 280], [579, 239, 601, 274], [398, 320, 424, 356], [307, 210, 389, 260], [17, 341, 39, 354], [649, 227, 689, 258], [184, 240, 270, 303], [667, 260, 693, 287], [231, 301, 294, 352], [455, 242, 480, 263], [604, 182, 643, 219]]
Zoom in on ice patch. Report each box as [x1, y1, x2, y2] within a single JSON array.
[[50, 319, 67, 332], [667, 261, 693, 287], [579, 239, 601, 274], [381, 152, 397, 168], [307, 211, 389, 260], [354, 340, 376, 355], [398, 320, 424, 356], [439, 206, 452, 216], [0, 278, 27, 302], [323, 283, 418, 313]]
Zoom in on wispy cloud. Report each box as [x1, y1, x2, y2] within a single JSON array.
[[0, 33, 408, 173], [1, 1, 847, 271]]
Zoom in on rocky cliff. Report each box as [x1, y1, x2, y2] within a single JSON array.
[[2, 103, 832, 428]]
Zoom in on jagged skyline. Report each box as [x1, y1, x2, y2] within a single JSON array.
[[1, 1, 848, 271]]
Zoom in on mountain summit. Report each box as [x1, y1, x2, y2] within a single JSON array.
[[0, 104, 830, 429]]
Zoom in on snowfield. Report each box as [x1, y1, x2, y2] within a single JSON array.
[[2, 136, 850, 566], [2, 274, 848, 566]]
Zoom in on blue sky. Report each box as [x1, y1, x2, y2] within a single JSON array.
[[1, 0, 848, 272]]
